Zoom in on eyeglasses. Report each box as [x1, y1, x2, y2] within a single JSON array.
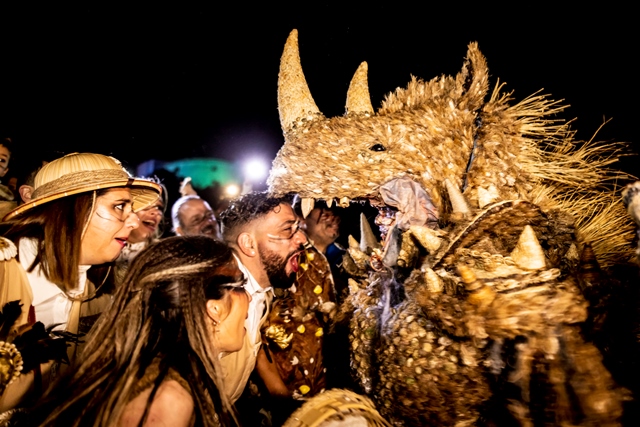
[[187, 211, 216, 228], [266, 219, 301, 242]]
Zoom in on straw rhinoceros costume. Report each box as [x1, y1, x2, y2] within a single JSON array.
[[268, 30, 636, 426]]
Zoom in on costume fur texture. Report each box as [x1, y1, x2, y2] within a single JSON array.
[[268, 30, 637, 426]]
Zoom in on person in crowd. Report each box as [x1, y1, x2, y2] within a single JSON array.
[[23, 236, 249, 426], [114, 185, 167, 283], [0, 138, 16, 218], [0, 152, 161, 410], [172, 195, 223, 240], [217, 192, 308, 406], [298, 201, 348, 300], [256, 199, 344, 423]]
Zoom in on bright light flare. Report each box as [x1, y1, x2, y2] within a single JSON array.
[[224, 184, 241, 198], [243, 159, 269, 182]]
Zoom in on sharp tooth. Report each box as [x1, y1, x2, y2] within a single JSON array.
[[339, 197, 350, 208], [444, 179, 471, 214], [510, 225, 546, 270], [301, 197, 315, 218], [326, 198, 334, 208], [359, 213, 379, 253]]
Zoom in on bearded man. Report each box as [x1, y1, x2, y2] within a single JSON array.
[[218, 191, 308, 405]]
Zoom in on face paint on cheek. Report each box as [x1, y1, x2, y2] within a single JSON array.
[[95, 206, 127, 223]]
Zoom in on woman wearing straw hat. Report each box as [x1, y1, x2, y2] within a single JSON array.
[[0, 152, 162, 409]]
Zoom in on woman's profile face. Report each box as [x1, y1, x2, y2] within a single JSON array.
[[213, 262, 250, 353], [80, 188, 140, 265]]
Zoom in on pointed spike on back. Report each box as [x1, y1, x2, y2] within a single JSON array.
[[301, 198, 315, 218], [445, 179, 471, 214], [409, 225, 443, 253], [348, 235, 359, 250], [360, 213, 379, 253], [424, 268, 444, 294], [510, 225, 546, 270], [278, 30, 321, 131], [345, 61, 374, 115]]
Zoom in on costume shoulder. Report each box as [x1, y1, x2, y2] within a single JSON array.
[[0, 237, 33, 327], [0, 237, 17, 262]]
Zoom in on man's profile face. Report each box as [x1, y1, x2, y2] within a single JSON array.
[[302, 207, 340, 247], [255, 203, 307, 288], [177, 198, 222, 239], [0, 145, 10, 178]]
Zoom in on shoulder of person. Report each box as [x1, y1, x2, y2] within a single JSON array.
[[120, 380, 194, 427]]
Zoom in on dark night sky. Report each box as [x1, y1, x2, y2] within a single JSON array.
[[1, 3, 638, 178]]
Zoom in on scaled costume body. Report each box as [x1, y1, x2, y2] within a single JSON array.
[[269, 30, 635, 426]]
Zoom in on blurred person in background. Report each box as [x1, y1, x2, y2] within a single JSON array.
[[172, 195, 223, 240], [114, 182, 167, 283]]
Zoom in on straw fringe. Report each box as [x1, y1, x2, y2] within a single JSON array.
[[510, 92, 636, 268]]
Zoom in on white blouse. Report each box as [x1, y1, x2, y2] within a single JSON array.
[[19, 238, 89, 331]]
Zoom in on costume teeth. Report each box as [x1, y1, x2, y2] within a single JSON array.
[[301, 197, 315, 218]]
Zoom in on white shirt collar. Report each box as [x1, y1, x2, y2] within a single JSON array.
[[233, 254, 272, 297]]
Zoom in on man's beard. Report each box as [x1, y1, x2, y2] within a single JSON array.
[[259, 246, 297, 289]]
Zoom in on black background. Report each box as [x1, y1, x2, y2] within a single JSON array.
[[1, 3, 637, 177]]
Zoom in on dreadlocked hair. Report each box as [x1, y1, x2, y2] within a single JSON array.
[[33, 236, 238, 426]]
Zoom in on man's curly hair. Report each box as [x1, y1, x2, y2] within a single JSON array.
[[219, 191, 294, 242]]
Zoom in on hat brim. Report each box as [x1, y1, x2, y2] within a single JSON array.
[[2, 178, 162, 221]]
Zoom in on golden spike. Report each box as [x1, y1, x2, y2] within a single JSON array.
[[278, 29, 321, 131], [444, 179, 471, 214], [457, 264, 495, 309], [424, 268, 444, 294], [301, 197, 315, 218], [345, 62, 374, 115], [510, 225, 546, 270], [457, 264, 480, 290], [409, 225, 443, 253], [348, 235, 369, 269], [359, 213, 379, 253], [477, 185, 499, 208]]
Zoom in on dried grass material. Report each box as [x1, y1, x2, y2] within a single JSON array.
[[270, 34, 635, 268], [283, 388, 390, 427]]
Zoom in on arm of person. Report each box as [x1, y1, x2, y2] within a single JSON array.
[[255, 346, 290, 397], [119, 380, 194, 427]]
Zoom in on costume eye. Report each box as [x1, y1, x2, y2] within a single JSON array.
[[114, 203, 124, 211], [369, 144, 386, 152]]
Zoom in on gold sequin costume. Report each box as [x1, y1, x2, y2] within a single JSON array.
[[262, 246, 337, 399]]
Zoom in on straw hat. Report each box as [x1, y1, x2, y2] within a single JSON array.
[[3, 153, 162, 221]]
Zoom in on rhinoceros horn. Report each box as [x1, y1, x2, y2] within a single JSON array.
[[346, 62, 374, 115], [278, 29, 321, 131]]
